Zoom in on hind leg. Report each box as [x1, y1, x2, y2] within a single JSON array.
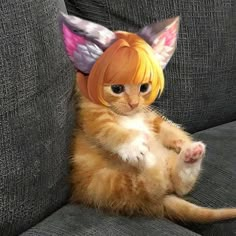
[[168, 141, 206, 196]]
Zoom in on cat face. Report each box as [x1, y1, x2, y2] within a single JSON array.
[[103, 83, 152, 115]]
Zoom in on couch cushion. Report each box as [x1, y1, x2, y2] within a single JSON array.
[[183, 121, 236, 235], [21, 121, 236, 235], [65, 0, 236, 133], [20, 204, 200, 236], [0, 0, 74, 235]]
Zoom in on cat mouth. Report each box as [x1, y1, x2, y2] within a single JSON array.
[[111, 106, 140, 116]]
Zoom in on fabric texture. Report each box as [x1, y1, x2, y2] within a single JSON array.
[[184, 121, 236, 235], [20, 205, 200, 236], [65, 0, 236, 133], [0, 0, 75, 235], [1, 0, 235, 235], [21, 121, 236, 236]]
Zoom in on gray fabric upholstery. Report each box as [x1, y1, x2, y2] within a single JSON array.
[[184, 121, 236, 235], [20, 205, 200, 236], [1, 0, 235, 235], [21, 121, 236, 236], [65, 0, 236, 132], [190, 121, 236, 209], [0, 1, 74, 235]]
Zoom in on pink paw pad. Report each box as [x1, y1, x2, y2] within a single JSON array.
[[182, 142, 206, 164]]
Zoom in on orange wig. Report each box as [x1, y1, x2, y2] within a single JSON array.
[[77, 32, 164, 106]]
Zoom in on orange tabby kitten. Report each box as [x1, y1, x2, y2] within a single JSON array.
[[71, 83, 236, 223], [60, 12, 236, 223]]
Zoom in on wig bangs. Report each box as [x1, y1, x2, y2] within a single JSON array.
[[143, 48, 165, 105], [104, 44, 153, 85]]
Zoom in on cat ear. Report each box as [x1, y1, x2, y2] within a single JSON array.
[[59, 12, 116, 74], [138, 17, 180, 69]]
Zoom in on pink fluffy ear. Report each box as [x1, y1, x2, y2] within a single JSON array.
[[138, 17, 180, 69], [59, 12, 116, 74]]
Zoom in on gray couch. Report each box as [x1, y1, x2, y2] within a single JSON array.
[[0, 0, 235, 235]]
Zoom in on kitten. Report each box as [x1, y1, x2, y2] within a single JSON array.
[[59, 12, 236, 223], [71, 82, 236, 223]]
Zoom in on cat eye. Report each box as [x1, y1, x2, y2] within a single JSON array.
[[140, 83, 151, 94], [111, 85, 125, 94]]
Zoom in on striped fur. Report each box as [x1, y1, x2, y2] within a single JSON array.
[[71, 85, 236, 223]]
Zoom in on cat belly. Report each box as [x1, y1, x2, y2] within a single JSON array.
[[145, 136, 170, 168]]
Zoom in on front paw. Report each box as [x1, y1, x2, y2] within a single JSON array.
[[117, 135, 149, 165]]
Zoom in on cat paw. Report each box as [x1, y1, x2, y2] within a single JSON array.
[[180, 142, 206, 164], [117, 135, 149, 164]]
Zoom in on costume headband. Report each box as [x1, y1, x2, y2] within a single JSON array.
[[59, 12, 180, 74]]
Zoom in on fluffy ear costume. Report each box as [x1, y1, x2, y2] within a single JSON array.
[[59, 13, 116, 74], [137, 17, 180, 69], [59, 12, 180, 105]]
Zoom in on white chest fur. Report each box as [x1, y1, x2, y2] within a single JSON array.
[[118, 114, 151, 134]]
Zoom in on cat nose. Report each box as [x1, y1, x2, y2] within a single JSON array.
[[128, 102, 139, 109]]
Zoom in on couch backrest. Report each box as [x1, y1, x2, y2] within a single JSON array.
[[0, 0, 74, 235], [66, 0, 236, 132]]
